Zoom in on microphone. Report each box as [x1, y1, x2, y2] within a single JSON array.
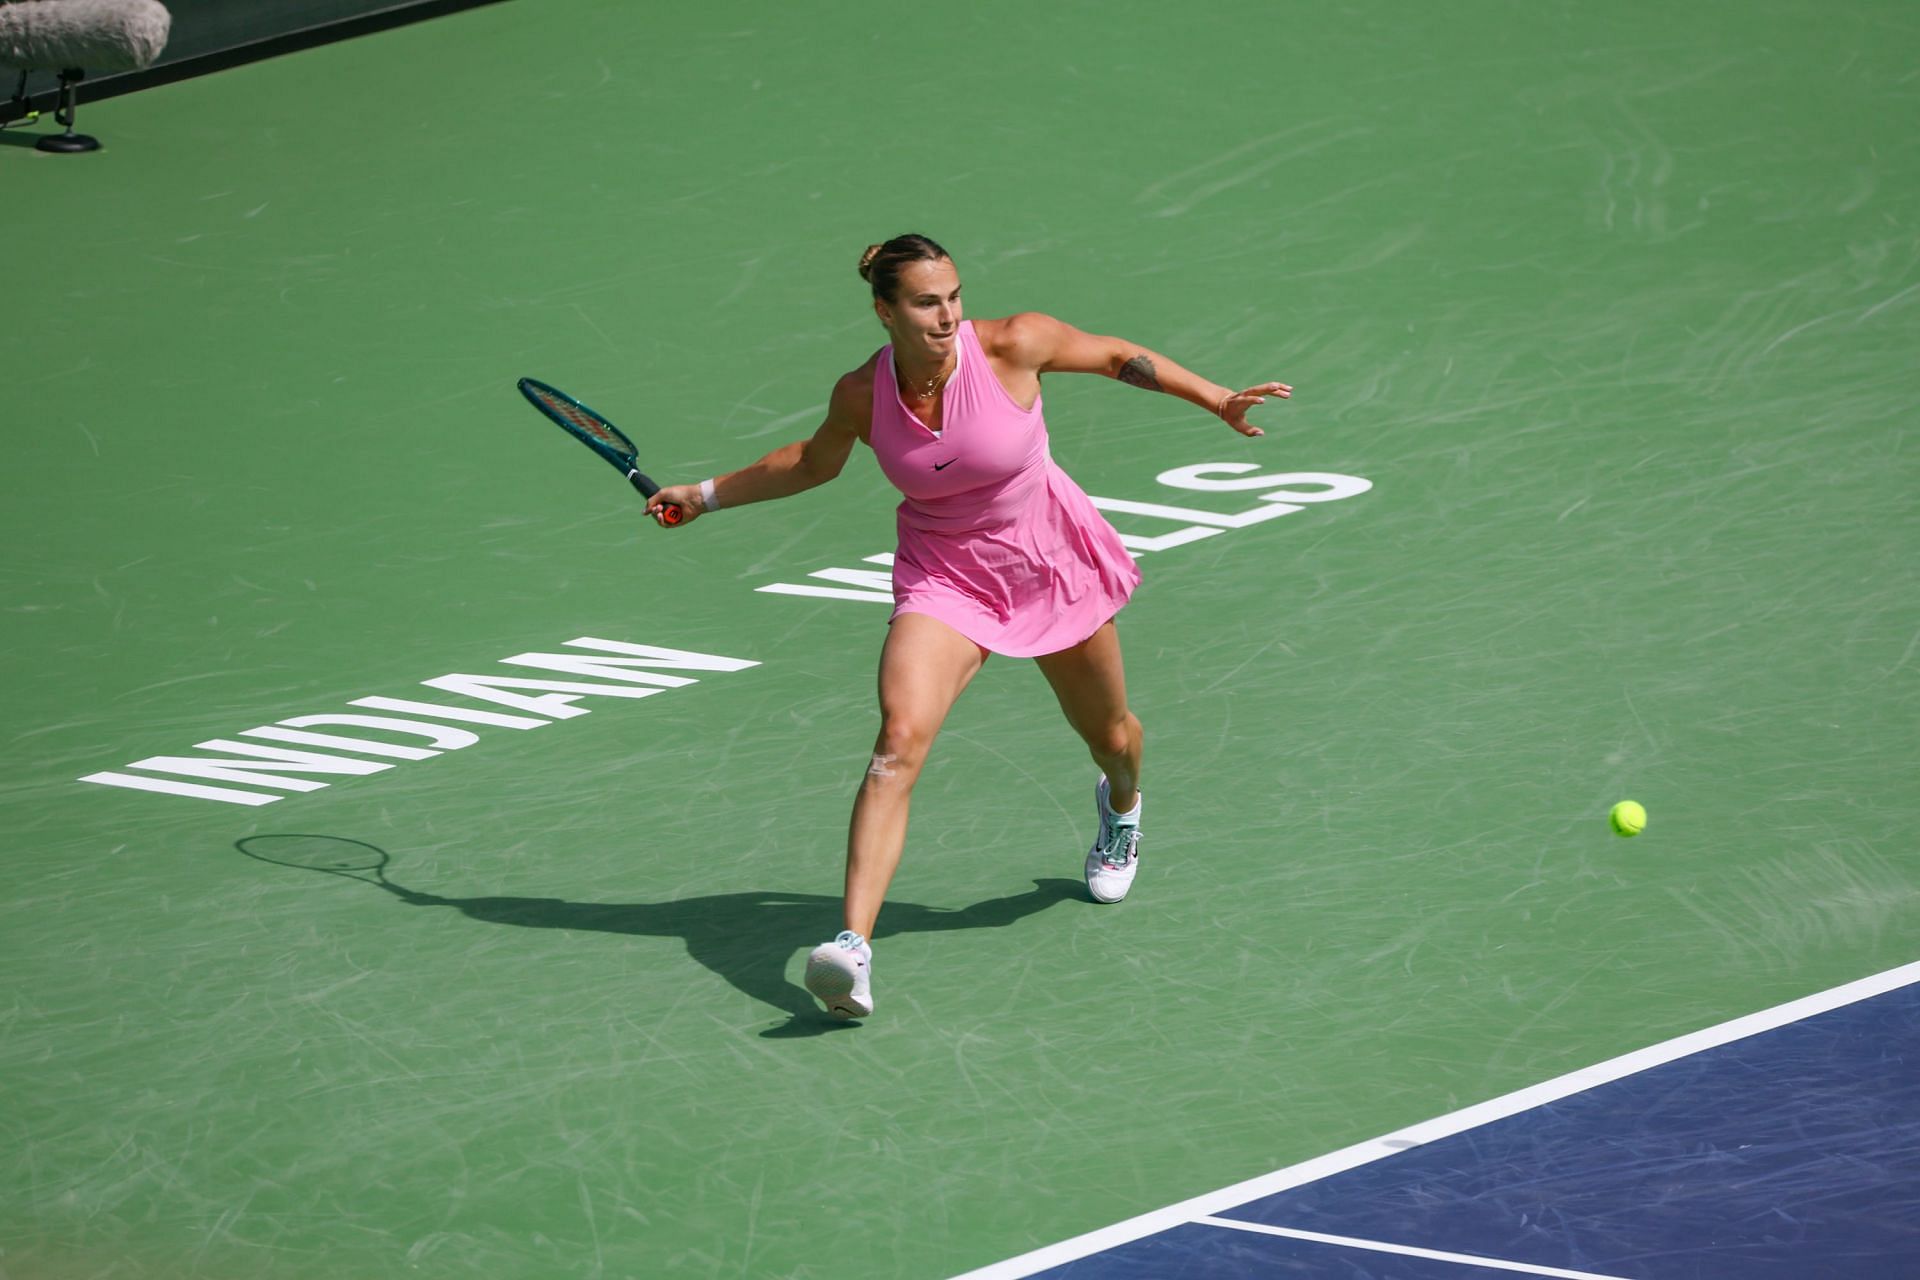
[[1, 0, 171, 152]]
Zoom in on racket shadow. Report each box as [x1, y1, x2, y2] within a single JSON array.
[[237, 835, 1081, 1037]]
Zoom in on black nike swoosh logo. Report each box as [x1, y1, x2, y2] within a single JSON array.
[[933, 459, 957, 471]]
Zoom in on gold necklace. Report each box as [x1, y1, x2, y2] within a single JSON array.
[[902, 358, 954, 400]]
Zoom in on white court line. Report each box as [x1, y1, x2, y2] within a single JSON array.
[[1192, 1217, 1633, 1280], [950, 958, 1920, 1279]]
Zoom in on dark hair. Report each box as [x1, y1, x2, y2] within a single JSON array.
[[857, 233, 951, 302]]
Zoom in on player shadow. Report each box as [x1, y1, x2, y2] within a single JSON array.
[[237, 835, 1082, 1037]]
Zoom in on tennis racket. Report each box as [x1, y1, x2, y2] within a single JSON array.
[[517, 377, 683, 524]]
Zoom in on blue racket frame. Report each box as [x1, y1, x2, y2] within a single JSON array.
[[517, 377, 664, 499]]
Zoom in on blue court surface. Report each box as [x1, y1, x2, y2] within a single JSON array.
[[961, 963, 1920, 1279]]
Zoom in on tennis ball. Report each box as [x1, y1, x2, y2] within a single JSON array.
[[1609, 800, 1647, 837]]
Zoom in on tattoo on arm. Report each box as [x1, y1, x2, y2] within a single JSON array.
[[1117, 354, 1161, 391]]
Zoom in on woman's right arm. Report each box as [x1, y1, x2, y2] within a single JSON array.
[[647, 372, 866, 527]]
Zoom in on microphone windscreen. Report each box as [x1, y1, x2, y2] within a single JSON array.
[[0, 0, 171, 73]]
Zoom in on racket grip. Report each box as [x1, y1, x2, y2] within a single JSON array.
[[626, 468, 683, 524]]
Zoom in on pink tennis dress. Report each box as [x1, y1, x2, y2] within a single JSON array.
[[869, 320, 1141, 657]]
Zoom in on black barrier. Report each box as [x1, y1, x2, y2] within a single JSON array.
[[3, 0, 509, 124]]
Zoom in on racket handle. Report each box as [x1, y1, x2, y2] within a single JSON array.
[[629, 473, 685, 524], [625, 469, 683, 525]]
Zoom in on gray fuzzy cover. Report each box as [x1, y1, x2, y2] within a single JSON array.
[[0, 0, 172, 72]]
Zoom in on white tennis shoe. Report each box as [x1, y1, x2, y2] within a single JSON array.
[[804, 930, 873, 1019], [1084, 776, 1142, 904]]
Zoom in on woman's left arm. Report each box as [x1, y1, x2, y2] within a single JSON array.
[[994, 311, 1290, 438]]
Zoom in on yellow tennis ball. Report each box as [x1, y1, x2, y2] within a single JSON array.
[[1609, 800, 1647, 837]]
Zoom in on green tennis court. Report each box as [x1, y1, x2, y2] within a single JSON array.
[[5, 2, 1916, 1276]]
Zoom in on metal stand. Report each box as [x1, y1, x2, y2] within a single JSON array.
[[36, 70, 100, 152]]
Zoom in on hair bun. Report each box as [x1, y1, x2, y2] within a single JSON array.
[[858, 234, 951, 301]]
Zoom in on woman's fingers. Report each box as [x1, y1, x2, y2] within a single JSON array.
[[646, 484, 704, 527], [646, 499, 689, 527], [1220, 383, 1289, 436]]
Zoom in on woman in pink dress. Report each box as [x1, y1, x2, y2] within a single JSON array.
[[647, 234, 1289, 1019]]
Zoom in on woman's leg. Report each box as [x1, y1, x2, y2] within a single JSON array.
[[842, 612, 989, 938], [1035, 620, 1145, 903], [1033, 619, 1143, 812]]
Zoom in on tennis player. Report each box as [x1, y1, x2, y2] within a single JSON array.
[[647, 234, 1288, 1019]]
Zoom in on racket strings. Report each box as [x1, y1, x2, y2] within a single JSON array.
[[532, 391, 631, 450]]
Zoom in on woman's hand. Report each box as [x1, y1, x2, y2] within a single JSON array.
[[646, 483, 705, 527], [1215, 381, 1292, 437]]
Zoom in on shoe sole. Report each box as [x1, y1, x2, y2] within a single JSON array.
[[804, 952, 872, 1019]]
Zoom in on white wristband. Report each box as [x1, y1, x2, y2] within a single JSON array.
[[700, 477, 719, 511]]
